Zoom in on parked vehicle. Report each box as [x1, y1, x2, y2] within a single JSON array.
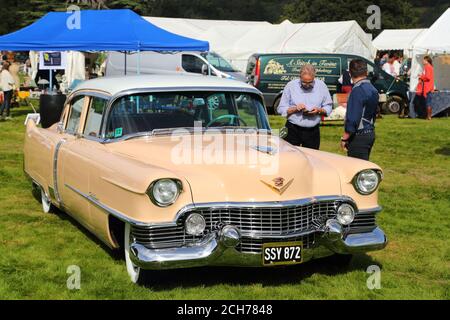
[[24, 75, 386, 284], [106, 51, 246, 81], [246, 53, 409, 114]]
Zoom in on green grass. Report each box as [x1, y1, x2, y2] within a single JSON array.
[[0, 105, 449, 299]]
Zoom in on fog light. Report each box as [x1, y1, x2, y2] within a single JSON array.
[[336, 203, 355, 225], [185, 213, 206, 236]]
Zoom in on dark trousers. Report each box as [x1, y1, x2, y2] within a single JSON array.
[[0, 90, 13, 117], [284, 121, 320, 150], [347, 131, 375, 161]]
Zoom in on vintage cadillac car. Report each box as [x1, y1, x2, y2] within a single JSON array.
[[24, 75, 387, 284]]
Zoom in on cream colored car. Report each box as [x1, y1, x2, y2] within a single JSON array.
[[24, 75, 387, 284]]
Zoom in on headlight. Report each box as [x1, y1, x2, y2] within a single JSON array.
[[185, 213, 206, 236], [336, 203, 355, 225], [353, 169, 381, 195], [148, 179, 181, 207]]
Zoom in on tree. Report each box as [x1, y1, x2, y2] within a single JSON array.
[[280, 0, 420, 36]]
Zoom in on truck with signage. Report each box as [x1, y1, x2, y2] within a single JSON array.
[[246, 53, 409, 115]]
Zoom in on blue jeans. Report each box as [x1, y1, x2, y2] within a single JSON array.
[[0, 90, 13, 117]]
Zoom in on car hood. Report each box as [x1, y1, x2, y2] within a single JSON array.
[[106, 133, 343, 203]]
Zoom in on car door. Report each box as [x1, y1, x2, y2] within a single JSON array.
[[56, 94, 92, 229]]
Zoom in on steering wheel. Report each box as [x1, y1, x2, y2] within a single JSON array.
[[206, 114, 248, 128]]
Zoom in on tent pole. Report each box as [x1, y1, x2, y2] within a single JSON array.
[[124, 52, 127, 76], [137, 50, 141, 75], [49, 69, 53, 93]]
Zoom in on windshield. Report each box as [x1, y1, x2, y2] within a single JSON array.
[[106, 91, 269, 139], [201, 52, 237, 72]]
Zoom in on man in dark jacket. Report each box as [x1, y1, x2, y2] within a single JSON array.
[[340, 59, 379, 161]]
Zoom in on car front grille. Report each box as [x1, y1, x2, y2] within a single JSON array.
[[196, 200, 339, 238], [131, 200, 378, 253]]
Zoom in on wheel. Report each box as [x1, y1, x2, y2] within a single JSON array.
[[40, 188, 54, 213], [384, 96, 405, 114], [124, 223, 148, 284]]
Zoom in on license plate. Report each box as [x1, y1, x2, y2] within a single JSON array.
[[262, 241, 303, 266]]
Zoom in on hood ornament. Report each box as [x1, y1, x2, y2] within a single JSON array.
[[252, 145, 278, 155], [261, 177, 294, 195]]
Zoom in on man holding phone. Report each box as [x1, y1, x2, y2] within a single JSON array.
[[277, 64, 332, 150]]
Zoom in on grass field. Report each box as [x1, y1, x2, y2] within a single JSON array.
[[0, 104, 449, 299]]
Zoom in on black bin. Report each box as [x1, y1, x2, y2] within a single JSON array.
[[39, 94, 67, 129]]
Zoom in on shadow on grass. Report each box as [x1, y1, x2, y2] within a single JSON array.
[[142, 254, 381, 290], [435, 146, 450, 156], [51, 206, 124, 261]]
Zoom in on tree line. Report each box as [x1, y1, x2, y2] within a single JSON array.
[[0, 0, 448, 36]]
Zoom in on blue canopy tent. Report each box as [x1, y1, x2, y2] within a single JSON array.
[[0, 9, 209, 52], [0, 9, 210, 86]]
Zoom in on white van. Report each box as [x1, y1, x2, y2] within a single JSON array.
[[105, 51, 246, 81]]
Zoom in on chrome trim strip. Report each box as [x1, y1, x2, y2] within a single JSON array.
[[101, 127, 273, 144], [358, 206, 383, 214], [53, 139, 66, 204], [64, 183, 175, 228]]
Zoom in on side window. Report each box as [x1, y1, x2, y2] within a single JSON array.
[[66, 96, 85, 134], [182, 54, 204, 74], [84, 97, 108, 137]]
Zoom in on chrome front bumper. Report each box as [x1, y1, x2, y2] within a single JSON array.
[[129, 219, 387, 270]]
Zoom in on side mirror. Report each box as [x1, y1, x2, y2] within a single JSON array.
[[201, 64, 209, 76]]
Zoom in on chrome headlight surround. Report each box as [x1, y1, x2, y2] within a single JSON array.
[[352, 169, 382, 195], [147, 178, 182, 207]]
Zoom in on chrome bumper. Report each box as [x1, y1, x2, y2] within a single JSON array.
[[129, 220, 387, 270]]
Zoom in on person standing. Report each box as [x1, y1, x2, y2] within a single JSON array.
[[277, 64, 333, 150], [382, 53, 399, 77], [0, 61, 15, 121], [340, 59, 379, 161], [414, 56, 434, 120]]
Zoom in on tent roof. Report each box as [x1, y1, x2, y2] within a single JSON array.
[[413, 8, 450, 54], [145, 17, 375, 71], [373, 29, 427, 51], [0, 9, 209, 52]]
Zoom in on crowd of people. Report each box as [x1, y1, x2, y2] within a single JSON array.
[[376, 51, 434, 120]]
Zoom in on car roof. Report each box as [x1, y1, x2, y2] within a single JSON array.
[[73, 74, 259, 97]]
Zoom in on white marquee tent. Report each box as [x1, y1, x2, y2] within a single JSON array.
[[410, 8, 450, 91], [145, 17, 376, 72], [373, 29, 427, 57]]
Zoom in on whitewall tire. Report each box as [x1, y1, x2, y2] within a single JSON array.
[[124, 223, 146, 284], [41, 189, 53, 213]]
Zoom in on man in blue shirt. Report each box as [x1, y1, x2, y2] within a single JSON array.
[[277, 64, 332, 150], [340, 59, 379, 160]]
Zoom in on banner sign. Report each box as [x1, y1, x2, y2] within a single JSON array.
[[39, 51, 67, 70]]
